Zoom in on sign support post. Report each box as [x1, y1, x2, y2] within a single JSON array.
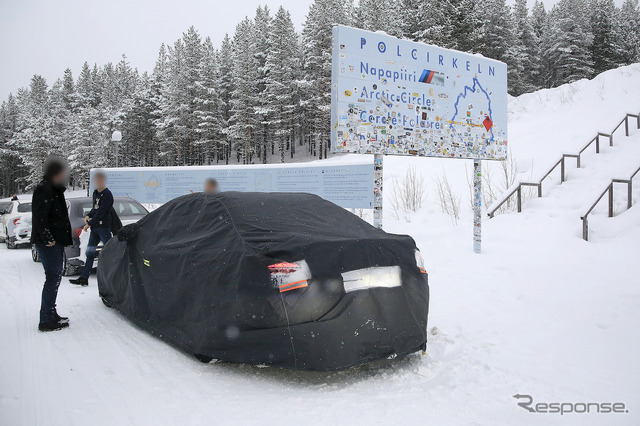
[[373, 153, 383, 229], [473, 159, 482, 254]]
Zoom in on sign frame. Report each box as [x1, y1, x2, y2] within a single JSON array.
[[331, 25, 508, 161]]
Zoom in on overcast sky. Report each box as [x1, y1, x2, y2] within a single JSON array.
[[0, 0, 625, 100]]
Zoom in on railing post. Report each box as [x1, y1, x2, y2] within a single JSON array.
[[629, 180, 633, 210], [537, 183, 542, 198], [576, 154, 581, 168], [608, 184, 614, 218], [582, 216, 588, 241], [595, 135, 600, 153], [561, 157, 565, 183], [637, 113, 640, 129], [625, 116, 629, 137], [517, 185, 522, 213], [610, 133, 614, 146]]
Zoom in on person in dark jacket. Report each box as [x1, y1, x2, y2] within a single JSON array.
[[31, 158, 73, 332], [70, 171, 113, 287]]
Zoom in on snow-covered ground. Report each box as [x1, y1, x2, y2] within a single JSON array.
[[1, 65, 640, 425]]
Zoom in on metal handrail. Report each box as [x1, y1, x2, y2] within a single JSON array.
[[488, 112, 640, 218], [581, 163, 640, 241]]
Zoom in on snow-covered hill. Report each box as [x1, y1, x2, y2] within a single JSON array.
[[1, 65, 640, 426]]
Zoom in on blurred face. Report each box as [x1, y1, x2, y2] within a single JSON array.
[[204, 181, 218, 194], [94, 174, 107, 189], [51, 169, 69, 186]]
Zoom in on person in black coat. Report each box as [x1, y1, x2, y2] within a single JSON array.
[[70, 170, 113, 287], [31, 158, 73, 332]]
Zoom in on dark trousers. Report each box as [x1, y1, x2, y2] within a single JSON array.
[[36, 243, 64, 324], [80, 227, 112, 279]]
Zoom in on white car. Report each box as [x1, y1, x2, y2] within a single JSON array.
[[0, 200, 32, 249]]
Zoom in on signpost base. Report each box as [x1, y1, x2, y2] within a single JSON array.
[[473, 159, 482, 254]]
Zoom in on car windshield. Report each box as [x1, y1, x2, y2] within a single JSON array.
[[80, 200, 148, 217], [0, 202, 10, 213], [17, 203, 32, 213]]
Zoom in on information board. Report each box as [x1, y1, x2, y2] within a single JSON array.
[[331, 25, 508, 160], [90, 162, 374, 209]]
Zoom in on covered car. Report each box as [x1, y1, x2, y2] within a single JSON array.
[[97, 192, 429, 371]]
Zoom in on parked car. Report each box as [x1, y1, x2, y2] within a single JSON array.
[[98, 192, 430, 370], [31, 197, 149, 275], [0, 200, 12, 240], [1, 200, 32, 249]]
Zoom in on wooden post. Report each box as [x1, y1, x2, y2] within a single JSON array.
[[629, 181, 633, 210], [582, 217, 589, 241], [538, 183, 542, 198], [561, 157, 565, 183], [595, 135, 600, 153]]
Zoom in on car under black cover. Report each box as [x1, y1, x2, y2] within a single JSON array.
[[97, 192, 429, 370]]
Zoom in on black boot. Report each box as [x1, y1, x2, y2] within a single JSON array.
[[39, 321, 69, 332], [55, 313, 69, 324], [69, 277, 88, 286]]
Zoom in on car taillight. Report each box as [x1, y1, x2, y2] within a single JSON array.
[[415, 250, 427, 274], [268, 260, 311, 293], [12, 218, 20, 226], [74, 228, 83, 239]]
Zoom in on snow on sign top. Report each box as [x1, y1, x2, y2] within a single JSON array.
[[331, 25, 508, 160]]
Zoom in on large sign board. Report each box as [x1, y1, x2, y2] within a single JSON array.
[[90, 162, 374, 209], [331, 25, 508, 160]]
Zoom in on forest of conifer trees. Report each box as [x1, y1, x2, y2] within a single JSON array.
[[0, 0, 638, 195]]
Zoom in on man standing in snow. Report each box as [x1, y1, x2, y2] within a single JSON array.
[[70, 171, 113, 287], [31, 158, 73, 332]]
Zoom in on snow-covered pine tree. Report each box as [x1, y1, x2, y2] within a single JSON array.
[[194, 37, 225, 164], [302, 0, 353, 159], [476, 0, 514, 61], [399, 0, 423, 41], [450, 0, 483, 52], [76, 62, 93, 108], [120, 74, 157, 167], [265, 6, 303, 163], [218, 34, 234, 164], [356, 0, 403, 37], [0, 95, 24, 196], [510, 0, 540, 94], [180, 27, 205, 164], [61, 68, 77, 112], [530, 1, 549, 88], [9, 76, 60, 187], [148, 43, 176, 165], [614, 0, 640, 65], [541, 0, 594, 87], [253, 6, 273, 163], [413, 0, 455, 48], [229, 18, 259, 164], [590, 0, 619, 75]]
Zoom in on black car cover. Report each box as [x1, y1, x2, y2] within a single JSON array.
[[98, 192, 429, 370]]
